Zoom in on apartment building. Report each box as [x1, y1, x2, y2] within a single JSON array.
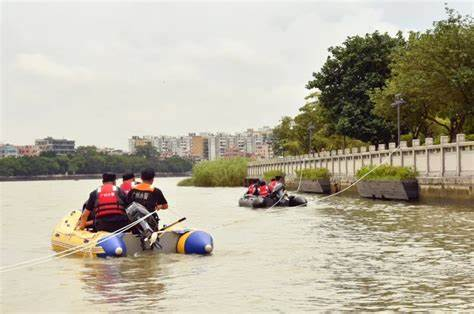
[[129, 126, 274, 160], [35, 137, 75, 154]]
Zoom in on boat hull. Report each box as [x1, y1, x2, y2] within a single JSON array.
[[238, 195, 307, 209], [51, 210, 214, 258]]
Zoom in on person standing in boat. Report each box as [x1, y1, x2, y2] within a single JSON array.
[[126, 168, 168, 231], [78, 173, 130, 232], [120, 172, 136, 195]]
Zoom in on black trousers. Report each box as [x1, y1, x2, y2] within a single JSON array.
[[95, 216, 130, 233]]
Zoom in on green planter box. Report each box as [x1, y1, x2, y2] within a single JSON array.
[[357, 179, 419, 201]]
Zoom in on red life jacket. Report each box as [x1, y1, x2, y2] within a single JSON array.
[[258, 185, 270, 197], [120, 181, 133, 195], [269, 180, 277, 192], [247, 184, 256, 195], [94, 184, 125, 219]]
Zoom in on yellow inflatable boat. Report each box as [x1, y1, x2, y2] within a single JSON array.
[[51, 210, 214, 258]]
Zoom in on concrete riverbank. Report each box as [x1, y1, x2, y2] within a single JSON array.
[[249, 134, 473, 201]]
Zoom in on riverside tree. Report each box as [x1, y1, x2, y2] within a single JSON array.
[[371, 8, 474, 141], [306, 31, 405, 144], [0, 146, 193, 177], [272, 93, 366, 155]]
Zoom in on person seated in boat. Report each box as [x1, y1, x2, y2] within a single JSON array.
[[81, 201, 95, 231], [257, 180, 270, 198], [126, 168, 168, 231], [78, 173, 130, 232], [246, 179, 258, 196], [268, 178, 278, 192], [270, 176, 286, 199], [120, 172, 136, 195]]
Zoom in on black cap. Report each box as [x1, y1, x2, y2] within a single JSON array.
[[275, 176, 282, 180], [122, 172, 135, 181], [259, 180, 266, 186], [102, 173, 116, 183], [141, 168, 155, 181]]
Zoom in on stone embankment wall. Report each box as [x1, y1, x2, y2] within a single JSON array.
[[248, 134, 473, 200]]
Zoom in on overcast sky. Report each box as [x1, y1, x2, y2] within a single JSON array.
[[1, 1, 472, 150]]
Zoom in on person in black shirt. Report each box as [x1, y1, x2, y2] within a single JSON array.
[[126, 168, 168, 231]]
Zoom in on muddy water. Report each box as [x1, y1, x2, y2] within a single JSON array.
[[1, 178, 473, 311]]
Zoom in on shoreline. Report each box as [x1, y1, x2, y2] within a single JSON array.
[[0, 172, 191, 182]]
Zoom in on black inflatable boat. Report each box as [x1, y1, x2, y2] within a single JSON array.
[[238, 194, 307, 209]]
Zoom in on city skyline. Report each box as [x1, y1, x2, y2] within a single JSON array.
[[0, 126, 272, 157]]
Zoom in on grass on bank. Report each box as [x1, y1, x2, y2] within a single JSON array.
[[295, 168, 331, 180], [356, 165, 418, 181], [177, 157, 248, 187], [177, 177, 195, 186], [263, 170, 286, 181]]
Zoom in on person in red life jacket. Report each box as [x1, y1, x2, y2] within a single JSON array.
[[126, 168, 168, 231], [78, 173, 129, 232], [246, 179, 258, 195], [258, 180, 270, 197], [268, 178, 277, 192], [120, 172, 135, 195]]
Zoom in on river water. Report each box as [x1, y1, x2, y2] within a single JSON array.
[[1, 177, 473, 312]]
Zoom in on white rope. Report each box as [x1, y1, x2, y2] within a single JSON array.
[[0, 207, 158, 273], [293, 146, 401, 206], [295, 168, 304, 193]]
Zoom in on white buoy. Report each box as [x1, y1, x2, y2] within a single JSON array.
[[204, 244, 213, 253], [115, 247, 123, 256]]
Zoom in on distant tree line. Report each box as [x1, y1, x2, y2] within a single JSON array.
[[0, 145, 193, 177], [273, 7, 473, 156]]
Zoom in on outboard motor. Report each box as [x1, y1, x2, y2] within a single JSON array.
[[125, 202, 159, 240]]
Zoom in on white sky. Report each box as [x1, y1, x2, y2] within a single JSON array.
[[1, 1, 472, 150]]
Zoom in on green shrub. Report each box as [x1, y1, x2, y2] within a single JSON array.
[[466, 134, 474, 141], [183, 157, 248, 187], [263, 170, 285, 181], [356, 165, 418, 181], [295, 168, 331, 180], [177, 177, 194, 186]]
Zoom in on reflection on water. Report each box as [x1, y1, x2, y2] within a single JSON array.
[[1, 178, 473, 311], [80, 253, 169, 310]]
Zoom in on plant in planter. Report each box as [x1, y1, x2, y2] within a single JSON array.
[[356, 165, 419, 201], [263, 170, 286, 182], [295, 168, 331, 194]]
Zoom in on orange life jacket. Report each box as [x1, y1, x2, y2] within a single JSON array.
[[94, 184, 125, 219], [258, 185, 270, 197]]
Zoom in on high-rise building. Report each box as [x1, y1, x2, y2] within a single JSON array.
[[191, 136, 209, 160], [35, 137, 75, 154], [17, 145, 40, 157], [0, 144, 19, 158], [128, 136, 153, 154]]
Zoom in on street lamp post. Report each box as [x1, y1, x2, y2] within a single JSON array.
[[308, 123, 315, 155], [391, 94, 406, 147]]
